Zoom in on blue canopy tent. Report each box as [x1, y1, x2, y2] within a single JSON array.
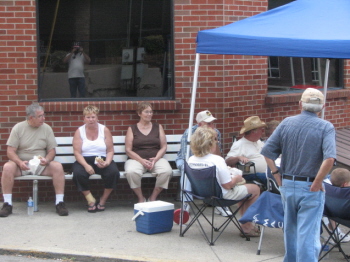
[[180, 0, 350, 225], [185, 0, 350, 151]]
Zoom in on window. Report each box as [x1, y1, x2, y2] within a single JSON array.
[[267, 0, 343, 92], [37, 0, 173, 101]]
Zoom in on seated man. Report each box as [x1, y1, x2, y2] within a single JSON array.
[[176, 110, 232, 217], [225, 116, 267, 188], [323, 168, 350, 242], [0, 103, 69, 217]]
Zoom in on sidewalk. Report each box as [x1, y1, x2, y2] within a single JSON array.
[[0, 199, 348, 262]]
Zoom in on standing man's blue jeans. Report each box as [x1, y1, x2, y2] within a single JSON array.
[[279, 178, 324, 262], [69, 77, 85, 98]]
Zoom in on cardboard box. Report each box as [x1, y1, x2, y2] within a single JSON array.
[[133, 201, 174, 234]]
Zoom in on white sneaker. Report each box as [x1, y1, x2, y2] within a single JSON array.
[[337, 228, 350, 243], [183, 203, 190, 213], [214, 206, 232, 217]]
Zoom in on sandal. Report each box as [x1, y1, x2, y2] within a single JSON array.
[[96, 202, 105, 212], [240, 228, 261, 238], [87, 202, 97, 213]]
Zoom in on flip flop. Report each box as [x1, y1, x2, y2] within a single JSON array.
[[240, 228, 261, 238], [87, 202, 97, 213], [96, 202, 105, 212]]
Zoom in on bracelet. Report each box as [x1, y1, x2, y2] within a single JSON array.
[[272, 170, 279, 175]]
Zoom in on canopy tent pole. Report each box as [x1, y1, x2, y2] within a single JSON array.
[[317, 58, 323, 86], [321, 59, 330, 119], [180, 53, 200, 227], [186, 52, 200, 160], [290, 58, 295, 87]]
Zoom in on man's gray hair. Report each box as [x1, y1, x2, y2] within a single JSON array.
[[26, 103, 44, 118], [301, 102, 323, 113]]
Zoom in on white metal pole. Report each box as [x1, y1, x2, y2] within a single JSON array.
[[180, 53, 200, 227], [321, 59, 330, 119]]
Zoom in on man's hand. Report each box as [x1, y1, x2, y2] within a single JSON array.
[[310, 180, 324, 192], [19, 161, 30, 171]]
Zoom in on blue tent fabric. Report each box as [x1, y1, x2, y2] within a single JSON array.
[[239, 191, 284, 228], [196, 0, 350, 58]]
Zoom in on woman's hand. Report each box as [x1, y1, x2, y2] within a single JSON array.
[[84, 165, 95, 175], [96, 160, 109, 169], [148, 157, 157, 170], [141, 158, 153, 170]]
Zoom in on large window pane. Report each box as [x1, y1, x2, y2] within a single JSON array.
[[37, 0, 173, 101], [267, 0, 343, 92]]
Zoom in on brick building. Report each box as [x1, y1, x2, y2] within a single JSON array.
[[1, 0, 350, 202]]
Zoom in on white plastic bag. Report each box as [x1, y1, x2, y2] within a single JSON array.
[[227, 166, 246, 185], [28, 156, 41, 175]]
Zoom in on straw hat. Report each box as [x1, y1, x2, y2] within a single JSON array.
[[240, 116, 267, 134]]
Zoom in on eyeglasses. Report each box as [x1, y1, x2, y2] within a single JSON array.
[[35, 114, 45, 119], [143, 111, 153, 115]]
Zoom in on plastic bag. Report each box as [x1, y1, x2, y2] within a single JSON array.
[[28, 156, 41, 175], [227, 166, 246, 185]]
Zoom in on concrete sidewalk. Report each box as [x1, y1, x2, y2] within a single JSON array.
[[0, 199, 348, 262]]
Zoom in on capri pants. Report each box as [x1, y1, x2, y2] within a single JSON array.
[[73, 156, 120, 191], [124, 158, 172, 189]]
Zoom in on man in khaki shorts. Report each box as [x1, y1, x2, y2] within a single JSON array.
[[0, 103, 68, 217]]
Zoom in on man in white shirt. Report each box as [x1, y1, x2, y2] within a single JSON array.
[[225, 116, 267, 188]]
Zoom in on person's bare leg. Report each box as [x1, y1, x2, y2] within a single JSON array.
[[148, 187, 163, 201], [239, 183, 260, 232], [98, 188, 113, 210], [132, 187, 145, 203], [43, 161, 65, 194], [1, 161, 19, 194]]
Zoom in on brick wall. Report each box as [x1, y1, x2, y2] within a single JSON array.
[[1, 0, 350, 202]]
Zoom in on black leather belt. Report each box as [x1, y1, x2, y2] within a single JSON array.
[[283, 174, 315, 182]]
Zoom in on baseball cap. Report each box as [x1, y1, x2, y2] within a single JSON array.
[[300, 88, 324, 104], [196, 110, 216, 123]]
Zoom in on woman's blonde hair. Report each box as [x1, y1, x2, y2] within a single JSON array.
[[190, 126, 217, 157], [83, 105, 99, 116], [137, 102, 152, 114]]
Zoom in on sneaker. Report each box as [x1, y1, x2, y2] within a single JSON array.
[[0, 202, 12, 217], [56, 202, 69, 216], [337, 228, 350, 243], [214, 206, 232, 217], [183, 203, 190, 213]]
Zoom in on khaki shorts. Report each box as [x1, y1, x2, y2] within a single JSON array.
[[21, 165, 45, 176], [223, 185, 248, 200]]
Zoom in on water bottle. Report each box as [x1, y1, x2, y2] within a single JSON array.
[[27, 197, 34, 215], [321, 243, 330, 260]]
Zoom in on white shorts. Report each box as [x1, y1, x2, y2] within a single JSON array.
[[223, 185, 248, 200], [21, 165, 45, 176]]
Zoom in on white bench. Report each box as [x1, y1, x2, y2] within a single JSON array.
[[15, 134, 182, 210]]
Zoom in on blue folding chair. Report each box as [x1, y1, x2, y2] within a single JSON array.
[[179, 161, 252, 245], [319, 182, 350, 261], [239, 190, 284, 255]]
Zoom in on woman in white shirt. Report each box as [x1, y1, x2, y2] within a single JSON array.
[[72, 105, 120, 212], [188, 126, 261, 237]]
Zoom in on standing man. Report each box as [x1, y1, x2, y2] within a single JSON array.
[[63, 41, 91, 98], [261, 88, 336, 261], [0, 103, 69, 217], [176, 110, 232, 217]]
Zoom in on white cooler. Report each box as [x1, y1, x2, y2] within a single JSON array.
[[133, 200, 174, 234]]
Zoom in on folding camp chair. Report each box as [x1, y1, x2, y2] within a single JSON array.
[[319, 182, 350, 261], [179, 162, 252, 246], [239, 190, 284, 255], [252, 167, 282, 255]]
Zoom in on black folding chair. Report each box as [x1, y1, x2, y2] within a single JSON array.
[[179, 161, 252, 245], [319, 182, 350, 261]]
